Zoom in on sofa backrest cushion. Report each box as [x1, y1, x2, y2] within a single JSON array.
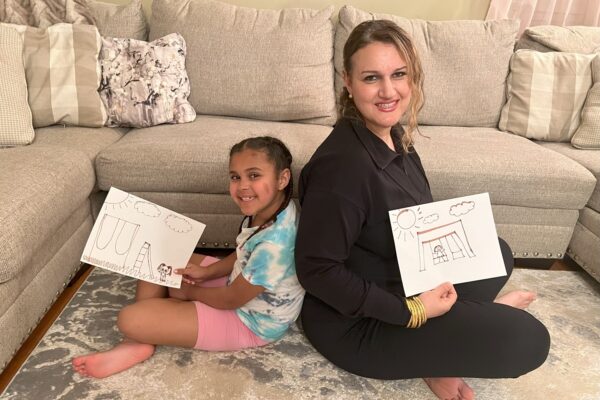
[[335, 6, 519, 127], [89, 0, 148, 41], [149, 0, 336, 126], [0, 24, 34, 147], [516, 25, 600, 54], [499, 50, 594, 142], [99, 33, 196, 128], [572, 55, 600, 149], [3, 22, 106, 128]]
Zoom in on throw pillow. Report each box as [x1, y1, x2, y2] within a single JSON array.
[[88, 0, 148, 41], [499, 50, 595, 141], [0, 0, 94, 28], [0, 24, 34, 146], [572, 55, 600, 149], [336, 6, 519, 128], [99, 33, 196, 128], [3, 22, 106, 128], [149, 0, 336, 126]]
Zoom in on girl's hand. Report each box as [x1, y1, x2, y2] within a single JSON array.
[[174, 263, 211, 285], [418, 282, 457, 318]]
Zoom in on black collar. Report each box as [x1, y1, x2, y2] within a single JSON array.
[[348, 118, 403, 170]]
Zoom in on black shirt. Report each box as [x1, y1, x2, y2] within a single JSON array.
[[296, 117, 433, 325]]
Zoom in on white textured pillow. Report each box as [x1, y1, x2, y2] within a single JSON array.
[[149, 0, 336, 125], [572, 55, 600, 149], [499, 50, 595, 141], [0, 25, 34, 147]]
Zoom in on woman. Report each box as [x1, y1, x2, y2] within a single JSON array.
[[295, 20, 550, 400]]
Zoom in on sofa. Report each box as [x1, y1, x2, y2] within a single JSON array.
[[1, 0, 598, 373]]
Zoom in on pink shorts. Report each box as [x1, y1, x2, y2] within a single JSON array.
[[192, 255, 269, 351]]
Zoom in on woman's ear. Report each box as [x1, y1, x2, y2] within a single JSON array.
[[343, 71, 352, 97], [278, 168, 291, 190]]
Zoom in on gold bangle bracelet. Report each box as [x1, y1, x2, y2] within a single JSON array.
[[406, 297, 427, 328]]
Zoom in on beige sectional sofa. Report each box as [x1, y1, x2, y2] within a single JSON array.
[[1, 0, 598, 372]]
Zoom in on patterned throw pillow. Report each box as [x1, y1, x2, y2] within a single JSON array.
[[0, 24, 34, 146], [99, 33, 196, 128], [3, 22, 106, 128], [572, 55, 600, 149], [499, 50, 595, 141]]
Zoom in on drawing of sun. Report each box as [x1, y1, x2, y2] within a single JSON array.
[[104, 191, 134, 211], [391, 208, 423, 241]]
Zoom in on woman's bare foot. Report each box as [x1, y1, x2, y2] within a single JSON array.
[[72, 340, 155, 379], [424, 377, 475, 400], [495, 290, 537, 310]]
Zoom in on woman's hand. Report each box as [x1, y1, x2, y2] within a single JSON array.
[[418, 282, 457, 319], [174, 263, 212, 286]]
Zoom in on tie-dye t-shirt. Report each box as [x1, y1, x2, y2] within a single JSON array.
[[229, 201, 304, 341]]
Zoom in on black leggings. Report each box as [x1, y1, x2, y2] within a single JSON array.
[[300, 239, 550, 379]]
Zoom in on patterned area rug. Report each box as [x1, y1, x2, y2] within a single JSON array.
[[2, 267, 600, 400]]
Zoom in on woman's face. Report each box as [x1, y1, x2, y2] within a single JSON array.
[[344, 41, 412, 138]]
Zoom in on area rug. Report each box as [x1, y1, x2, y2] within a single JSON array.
[[2, 267, 600, 400]]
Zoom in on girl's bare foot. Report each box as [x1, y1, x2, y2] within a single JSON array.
[[495, 290, 537, 310], [72, 341, 154, 379], [424, 377, 475, 400]]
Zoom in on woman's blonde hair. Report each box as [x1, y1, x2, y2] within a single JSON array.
[[339, 19, 424, 152]]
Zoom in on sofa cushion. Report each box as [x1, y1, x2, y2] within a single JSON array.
[[572, 55, 600, 149], [149, 0, 336, 125], [0, 24, 34, 147], [0, 146, 95, 282], [0, 0, 95, 27], [499, 50, 594, 142], [89, 0, 148, 40], [335, 6, 518, 127], [536, 142, 600, 213], [413, 126, 596, 210], [95, 115, 332, 193], [517, 25, 600, 54], [579, 207, 600, 239], [3, 23, 106, 128], [99, 33, 196, 128], [32, 125, 126, 162]]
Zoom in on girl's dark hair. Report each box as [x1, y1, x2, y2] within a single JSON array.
[[340, 19, 424, 153], [229, 136, 293, 238]]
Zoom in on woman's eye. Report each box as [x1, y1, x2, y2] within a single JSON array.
[[364, 75, 377, 82], [393, 71, 407, 79]]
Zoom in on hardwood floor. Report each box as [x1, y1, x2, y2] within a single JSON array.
[[0, 255, 582, 393]]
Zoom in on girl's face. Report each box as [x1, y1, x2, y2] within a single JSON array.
[[229, 149, 290, 226], [344, 41, 412, 138]]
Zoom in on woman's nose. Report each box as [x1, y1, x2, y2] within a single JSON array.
[[379, 78, 394, 98]]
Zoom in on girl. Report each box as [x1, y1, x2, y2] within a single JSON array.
[[73, 136, 304, 379]]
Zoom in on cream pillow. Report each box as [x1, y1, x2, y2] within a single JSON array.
[[149, 0, 336, 125], [572, 55, 600, 149], [89, 0, 148, 40], [3, 22, 106, 128], [0, 25, 34, 146], [499, 50, 595, 141]]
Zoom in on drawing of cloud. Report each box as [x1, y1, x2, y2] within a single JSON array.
[[422, 213, 439, 224], [449, 201, 475, 217], [135, 201, 161, 217], [165, 215, 192, 233]]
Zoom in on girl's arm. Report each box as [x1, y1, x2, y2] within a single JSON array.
[[175, 251, 237, 283], [180, 274, 265, 309]]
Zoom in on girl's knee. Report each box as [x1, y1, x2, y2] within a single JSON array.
[[188, 253, 206, 265], [117, 304, 144, 339]]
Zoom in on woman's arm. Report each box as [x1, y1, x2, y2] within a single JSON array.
[[296, 190, 413, 325], [180, 275, 265, 309]]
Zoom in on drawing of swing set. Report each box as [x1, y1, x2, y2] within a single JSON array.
[[416, 219, 475, 272]]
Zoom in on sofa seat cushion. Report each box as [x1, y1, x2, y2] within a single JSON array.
[[95, 115, 332, 193], [536, 142, 600, 213], [32, 125, 126, 163], [413, 126, 596, 210], [579, 207, 600, 239], [0, 146, 95, 282]]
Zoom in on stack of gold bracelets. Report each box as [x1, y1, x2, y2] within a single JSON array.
[[405, 297, 427, 328]]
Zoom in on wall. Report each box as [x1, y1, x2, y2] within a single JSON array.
[[102, 0, 491, 21]]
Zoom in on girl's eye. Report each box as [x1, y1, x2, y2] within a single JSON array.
[[230, 175, 240, 181], [249, 173, 261, 180]]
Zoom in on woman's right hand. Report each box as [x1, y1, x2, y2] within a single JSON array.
[[418, 282, 457, 319]]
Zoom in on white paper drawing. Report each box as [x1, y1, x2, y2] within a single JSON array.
[[81, 187, 206, 288], [389, 192, 506, 297]]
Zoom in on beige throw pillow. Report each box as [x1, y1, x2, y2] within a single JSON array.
[[89, 0, 148, 40], [336, 6, 519, 127], [4, 22, 107, 128], [572, 55, 600, 149], [0, 25, 34, 146], [149, 0, 336, 125], [499, 50, 594, 141]]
